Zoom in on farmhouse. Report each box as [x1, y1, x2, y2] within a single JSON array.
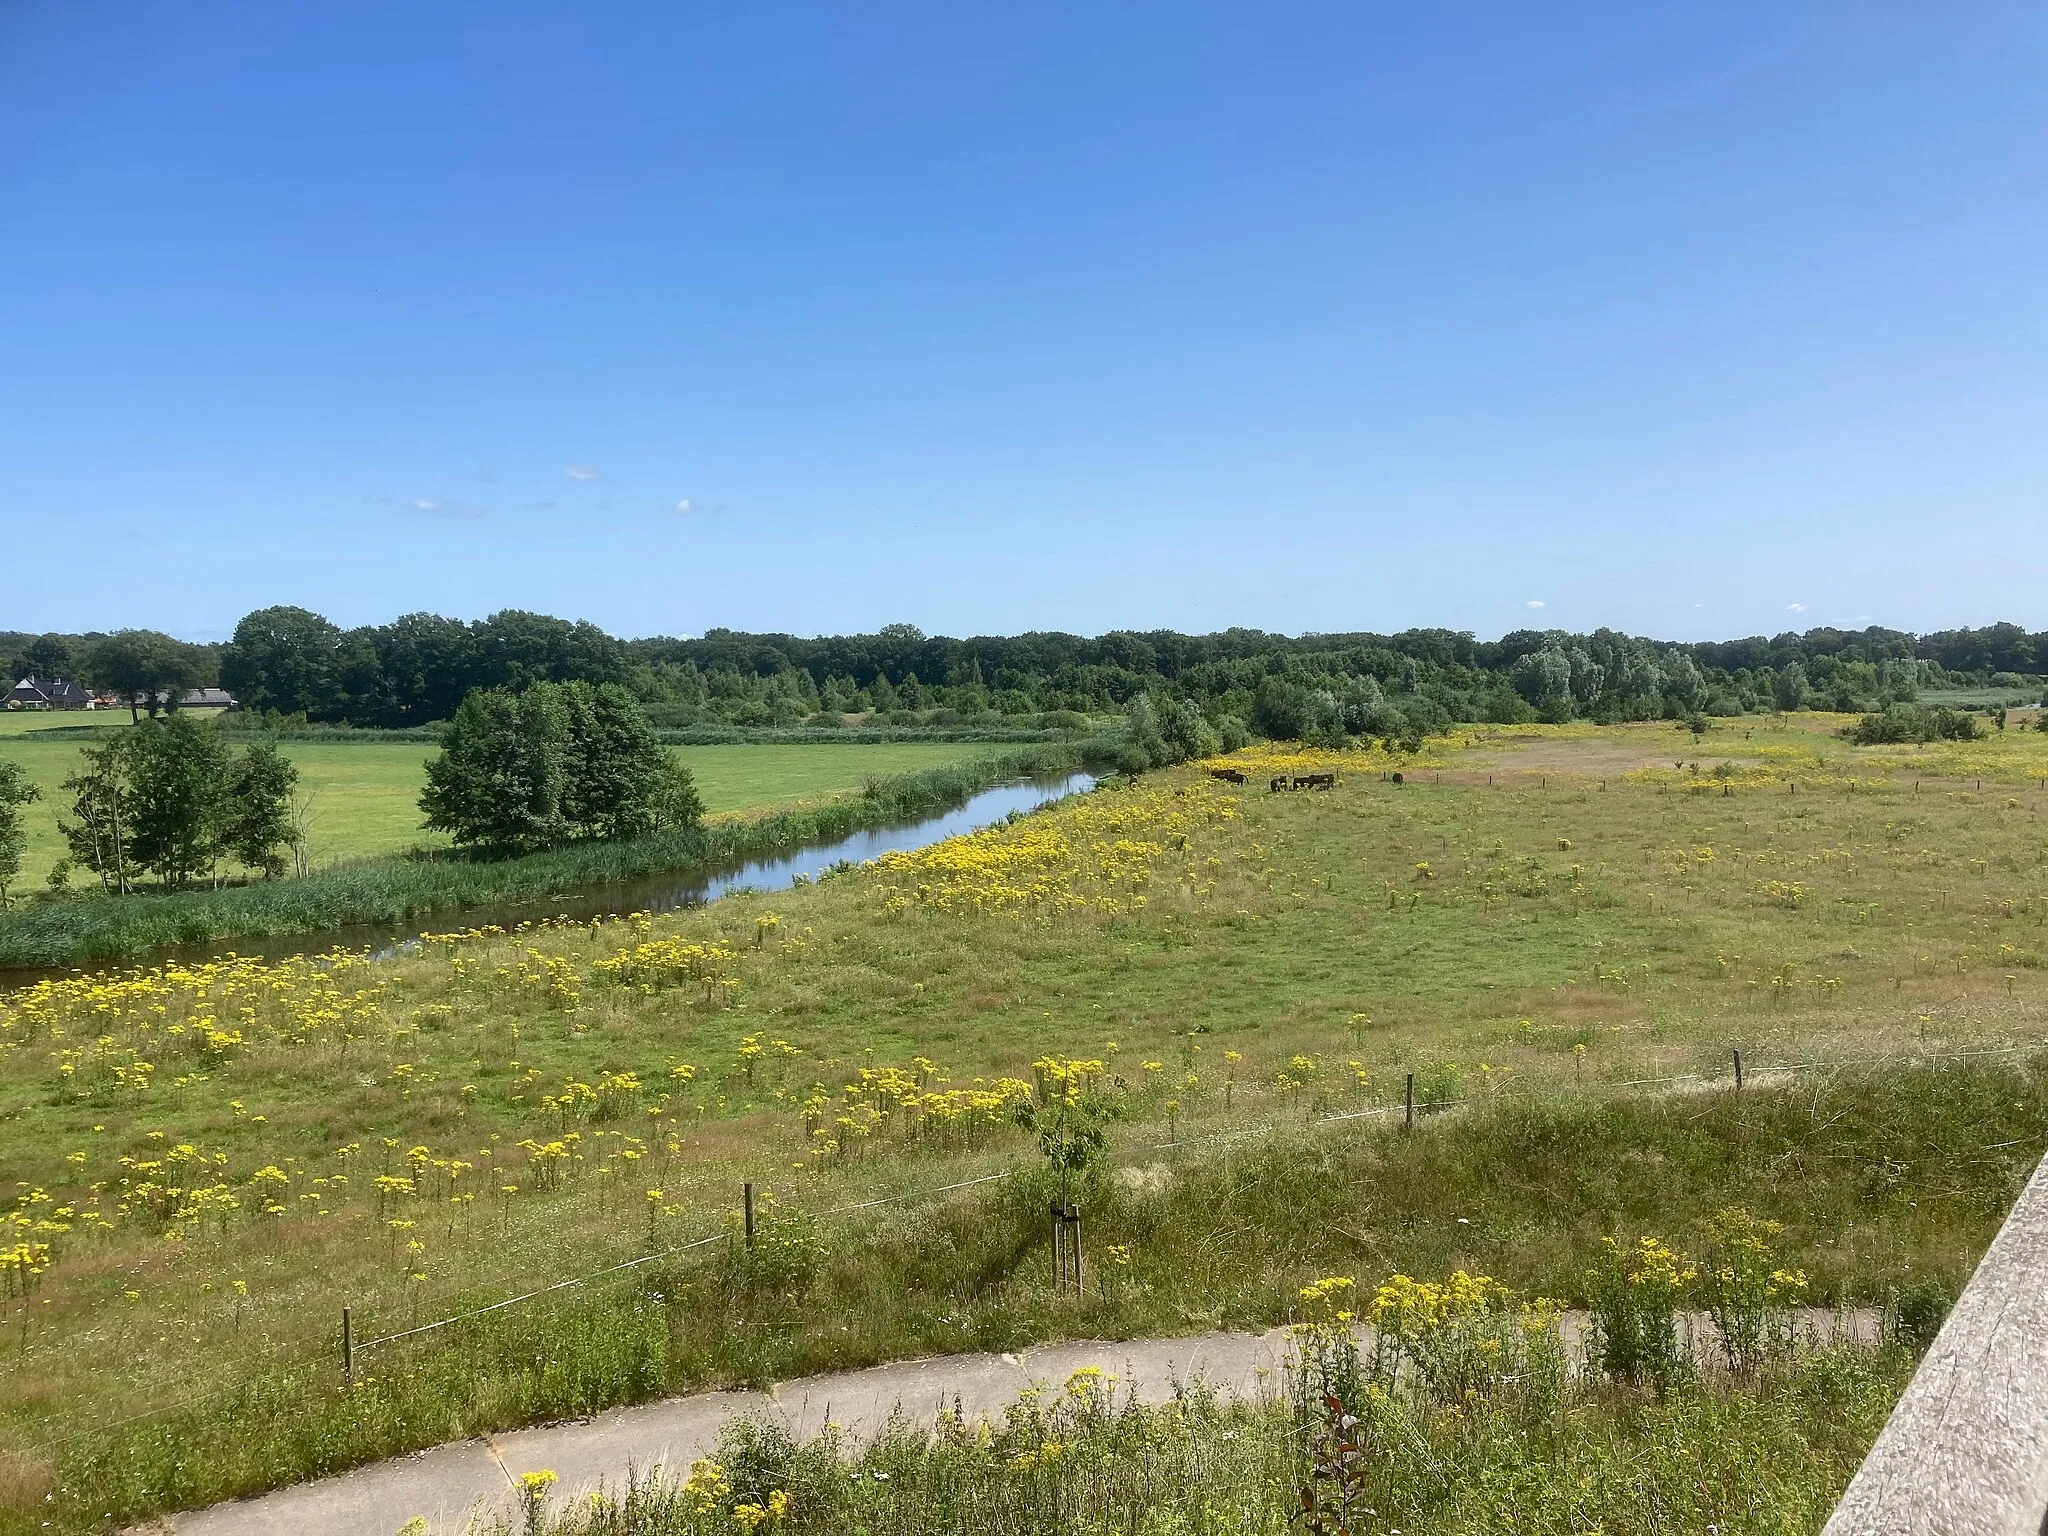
[[127, 686, 240, 711], [6, 674, 95, 709]]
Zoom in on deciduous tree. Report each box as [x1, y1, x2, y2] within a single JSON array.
[[124, 713, 233, 889], [223, 742, 300, 878], [83, 630, 206, 721]]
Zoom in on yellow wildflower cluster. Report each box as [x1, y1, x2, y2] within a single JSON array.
[[501, 950, 582, 1010], [871, 783, 1237, 917], [591, 935, 739, 1000], [680, 1457, 731, 1514], [4, 951, 389, 1096], [1298, 1269, 1563, 1405], [1609, 1234, 1697, 1292], [808, 1058, 1034, 1160], [1366, 1269, 1513, 1331]]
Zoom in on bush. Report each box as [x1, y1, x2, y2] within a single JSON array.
[[1845, 705, 1985, 745], [421, 682, 692, 853], [1890, 1281, 1951, 1352]]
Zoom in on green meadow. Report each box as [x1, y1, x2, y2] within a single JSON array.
[[0, 719, 996, 892], [6, 718, 2048, 1529]]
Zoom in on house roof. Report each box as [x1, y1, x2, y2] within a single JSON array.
[[130, 686, 239, 708], [10, 676, 97, 708]]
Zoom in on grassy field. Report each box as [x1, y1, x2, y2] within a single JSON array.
[[0, 728, 997, 892], [5, 716, 2048, 1530]]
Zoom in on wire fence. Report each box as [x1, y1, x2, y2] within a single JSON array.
[[9, 1033, 2048, 1466], [0, 1162, 1037, 1462]]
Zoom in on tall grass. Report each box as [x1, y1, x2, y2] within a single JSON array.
[[0, 744, 1096, 968], [11, 1061, 2018, 1533], [508, 1347, 1909, 1536]]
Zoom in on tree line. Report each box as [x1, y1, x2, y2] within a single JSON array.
[[7, 609, 2044, 739]]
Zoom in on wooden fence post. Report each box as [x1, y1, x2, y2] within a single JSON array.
[[1405, 1072, 1415, 1130], [743, 1182, 755, 1249], [342, 1306, 352, 1381], [1733, 1048, 1744, 1091]]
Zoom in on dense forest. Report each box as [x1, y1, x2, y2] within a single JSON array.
[[6, 609, 2044, 741]]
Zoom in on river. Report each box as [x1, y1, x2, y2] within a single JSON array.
[[5, 772, 1098, 980]]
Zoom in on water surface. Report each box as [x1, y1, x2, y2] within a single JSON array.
[[8, 773, 1097, 980]]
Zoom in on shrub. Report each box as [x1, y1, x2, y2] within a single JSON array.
[[1890, 1281, 1952, 1352], [1589, 1235, 1695, 1385], [1696, 1208, 1807, 1373], [1846, 705, 1984, 745]]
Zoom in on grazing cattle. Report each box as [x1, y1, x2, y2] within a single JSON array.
[[1292, 773, 1337, 790], [1270, 775, 1290, 792], [1208, 768, 1248, 784]]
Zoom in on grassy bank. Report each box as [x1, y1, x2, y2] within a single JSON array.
[[5, 1063, 2005, 1533], [505, 1345, 1911, 1536], [0, 733, 1020, 894], [0, 744, 1089, 967], [7, 724, 2048, 1528]]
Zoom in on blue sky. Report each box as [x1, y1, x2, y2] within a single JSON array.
[[2, 3, 2044, 643]]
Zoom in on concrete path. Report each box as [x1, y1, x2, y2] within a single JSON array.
[[142, 1308, 1880, 1536], [145, 1328, 1295, 1536]]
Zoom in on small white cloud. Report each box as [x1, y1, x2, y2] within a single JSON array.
[[409, 497, 486, 520], [565, 465, 601, 481], [1787, 603, 1807, 613], [673, 499, 693, 514], [1692, 603, 1703, 608], [1525, 599, 1545, 609]]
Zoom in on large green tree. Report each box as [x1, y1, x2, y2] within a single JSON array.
[[59, 728, 297, 891], [60, 739, 132, 894], [564, 683, 672, 839], [83, 630, 208, 721], [420, 681, 697, 854], [420, 686, 574, 854], [21, 633, 73, 681], [220, 606, 347, 719], [223, 742, 300, 878], [124, 713, 234, 889]]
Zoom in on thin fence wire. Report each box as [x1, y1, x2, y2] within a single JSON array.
[[9, 1032, 2048, 1465], [0, 1163, 1034, 1460]]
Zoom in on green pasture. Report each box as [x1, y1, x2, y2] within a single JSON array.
[[7, 721, 2048, 1530], [0, 734, 994, 892]]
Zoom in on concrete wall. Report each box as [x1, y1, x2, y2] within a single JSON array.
[[1824, 1151, 2048, 1536]]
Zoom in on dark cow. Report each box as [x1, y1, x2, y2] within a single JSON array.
[[1292, 773, 1337, 790], [1269, 775, 1290, 792], [1208, 768, 1248, 784]]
